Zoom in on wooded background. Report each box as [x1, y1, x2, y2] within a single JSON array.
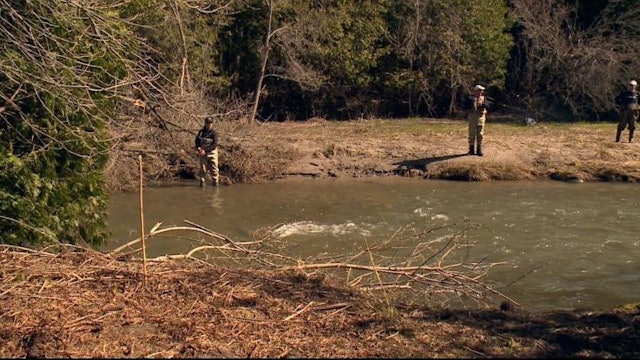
[[2, 0, 639, 246], [122, 0, 636, 122]]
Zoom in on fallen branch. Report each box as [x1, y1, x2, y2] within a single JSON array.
[[148, 245, 245, 262], [183, 220, 255, 255], [3, 217, 521, 311], [108, 223, 259, 255], [283, 301, 316, 321]]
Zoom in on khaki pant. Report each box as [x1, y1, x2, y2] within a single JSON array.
[[617, 109, 637, 132], [468, 109, 487, 146], [199, 148, 219, 184]]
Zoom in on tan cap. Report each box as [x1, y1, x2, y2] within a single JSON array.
[[631, 80, 638, 86], [474, 84, 485, 91]]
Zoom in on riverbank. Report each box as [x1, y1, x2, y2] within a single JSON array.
[[216, 117, 640, 185], [1, 246, 639, 358], [108, 117, 640, 190]]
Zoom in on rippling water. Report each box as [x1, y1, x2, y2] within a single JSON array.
[[105, 178, 640, 311]]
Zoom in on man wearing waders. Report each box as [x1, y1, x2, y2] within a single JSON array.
[[195, 116, 219, 187], [615, 80, 639, 143], [467, 84, 489, 156]]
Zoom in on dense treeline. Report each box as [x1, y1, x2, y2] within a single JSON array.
[[139, 0, 640, 121], [2, 0, 639, 246]]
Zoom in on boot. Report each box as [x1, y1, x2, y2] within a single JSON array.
[[629, 129, 635, 143], [616, 129, 622, 142], [468, 145, 474, 155], [476, 144, 483, 157]]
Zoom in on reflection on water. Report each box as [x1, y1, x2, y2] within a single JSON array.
[[105, 178, 640, 311]]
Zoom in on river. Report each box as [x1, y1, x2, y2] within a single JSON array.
[[104, 178, 640, 312]]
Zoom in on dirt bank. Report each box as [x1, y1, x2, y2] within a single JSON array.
[[214, 117, 640, 185], [109, 117, 640, 189]]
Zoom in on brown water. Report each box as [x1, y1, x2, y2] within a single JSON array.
[[105, 178, 640, 311]]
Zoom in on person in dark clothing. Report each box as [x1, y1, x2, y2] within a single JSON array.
[[615, 80, 639, 143], [466, 84, 490, 156], [195, 116, 219, 186]]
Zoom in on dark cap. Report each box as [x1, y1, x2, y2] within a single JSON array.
[[204, 116, 213, 123]]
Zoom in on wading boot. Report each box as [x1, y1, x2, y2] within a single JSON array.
[[200, 177, 206, 188], [476, 144, 483, 157], [629, 129, 635, 143], [468, 145, 475, 156], [616, 129, 622, 142]]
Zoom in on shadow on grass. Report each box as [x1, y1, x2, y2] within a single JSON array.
[[394, 153, 468, 170], [424, 308, 640, 357]]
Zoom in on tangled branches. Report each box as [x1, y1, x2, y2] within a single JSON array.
[[107, 218, 516, 309], [0, 219, 515, 357]]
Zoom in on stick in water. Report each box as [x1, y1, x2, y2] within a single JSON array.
[[138, 154, 147, 283]]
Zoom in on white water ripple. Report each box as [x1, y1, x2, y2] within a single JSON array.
[[271, 221, 372, 239]]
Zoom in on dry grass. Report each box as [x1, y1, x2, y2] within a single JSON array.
[[211, 118, 640, 184], [1, 243, 639, 358]]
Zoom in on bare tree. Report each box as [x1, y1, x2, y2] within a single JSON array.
[[385, 0, 513, 116], [268, 7, 327, 92], [239, 0, 330, 123], [248, 0, 276, 124], [510, 0, 640, 119], [0, 1, 157, 154]]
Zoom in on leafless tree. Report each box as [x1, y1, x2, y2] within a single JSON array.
[[0, 0, 158, 156], [510, 0, 640, 119], [248, 0, 278, 124], [247, 0, 327, 123]]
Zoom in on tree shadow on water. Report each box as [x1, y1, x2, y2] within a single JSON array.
[[394, 153, 468, 170]]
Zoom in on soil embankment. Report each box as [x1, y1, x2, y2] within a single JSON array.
[[218, 118, 640, 185]]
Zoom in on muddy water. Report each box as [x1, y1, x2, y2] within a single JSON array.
[[104, 178, 640, 312]]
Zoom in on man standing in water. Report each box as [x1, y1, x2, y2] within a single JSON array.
[[466, 84, 490, 156], [195, 116, 219, 187], [615, 80, 639, 143]]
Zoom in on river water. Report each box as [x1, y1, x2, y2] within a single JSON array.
[[104, 178, 640, 312]]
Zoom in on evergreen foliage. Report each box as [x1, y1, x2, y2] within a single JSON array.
[[0, 1, 142, 246]]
